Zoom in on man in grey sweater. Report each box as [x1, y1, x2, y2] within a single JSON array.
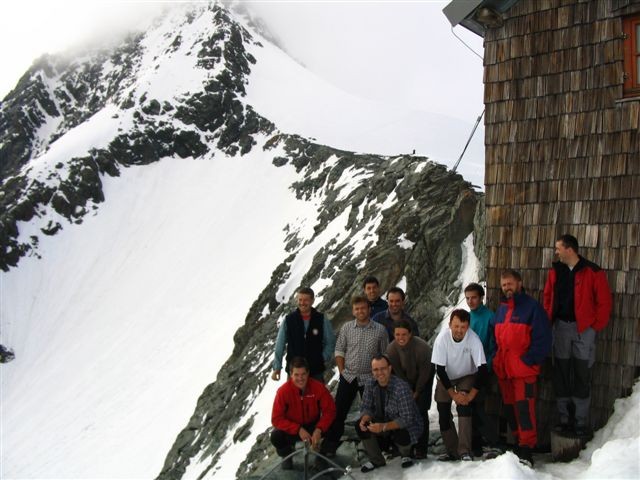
[[386, 319, 433, 459]]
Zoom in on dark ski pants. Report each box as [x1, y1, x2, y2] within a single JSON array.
[[552, 320, 596, 427], [414, 384, 432, 453], [355, 419, 412, 466], [471, 382, 500, 450], [271, 422, 318, 457], [498, 375, 538, 448], [322, 375, 363, 453]]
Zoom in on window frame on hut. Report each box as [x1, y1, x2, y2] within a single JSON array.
[[623, 13, 640, 97]]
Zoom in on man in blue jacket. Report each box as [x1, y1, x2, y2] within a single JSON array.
[[491, 270, 551, 468], [363, 276, 388, 318]]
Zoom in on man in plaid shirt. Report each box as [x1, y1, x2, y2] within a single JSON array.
[[321, 295, 389, 457], [357, 354, 423, 472]]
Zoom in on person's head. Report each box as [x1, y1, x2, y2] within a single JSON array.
[[464, 283, 485, 311], [351, 295, 371, 323], [296, 287, 314, 315], [555, 234, 580, 266], [386, 287, 406, 315], [363, 276, 381, 302], [500, 269, 523, 299], [449, 309, 471, 342], [371, 354, 392, 386], [393, 319, 413, 347], [289, 357, 310, 390]]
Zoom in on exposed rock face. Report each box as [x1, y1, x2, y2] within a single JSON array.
[[0, 3, 271, 271], [0, 2, 484, 479]]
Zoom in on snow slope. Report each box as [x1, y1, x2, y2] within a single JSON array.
[[0, 142, 311, 477]]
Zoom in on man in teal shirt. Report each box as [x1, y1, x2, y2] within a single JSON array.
[[465, 283, 494, 368], [464, 283, 501, 457]]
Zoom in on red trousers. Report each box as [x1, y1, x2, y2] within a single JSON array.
[[498, 376, 538, 448]]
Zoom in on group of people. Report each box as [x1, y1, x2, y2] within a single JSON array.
[[269, 234, 612, 472]]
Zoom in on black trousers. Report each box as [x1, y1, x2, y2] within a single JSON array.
[[323, 375, 364, 451], [271, 422, 317, 456]]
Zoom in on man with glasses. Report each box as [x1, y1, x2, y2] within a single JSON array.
[[356, 354, 423, 473]]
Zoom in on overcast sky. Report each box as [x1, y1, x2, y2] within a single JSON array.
[[0, 0, 484, 123]]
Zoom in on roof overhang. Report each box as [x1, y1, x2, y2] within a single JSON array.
[[443, 0, 520, 37]]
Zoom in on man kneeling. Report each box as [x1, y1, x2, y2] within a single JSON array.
[[271, 357, 336, 470], [357, 354, 423, 473]]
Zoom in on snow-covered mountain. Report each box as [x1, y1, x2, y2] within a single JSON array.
[[0, 2, 479, 477], [1, 2, 636, 480]]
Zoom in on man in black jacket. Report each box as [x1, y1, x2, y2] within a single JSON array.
[[363, 276, 388, 318]]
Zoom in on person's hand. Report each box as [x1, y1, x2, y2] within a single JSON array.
[[271, 370, 281, 381], [299, 427, 312, 443], [359, 416, 372, 432], [367, 422, 385, 434], [457, 392, 470, 405], [311, 428, 322, 450]]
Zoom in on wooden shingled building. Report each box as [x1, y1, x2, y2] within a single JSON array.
[[444, 0, 640, 444]]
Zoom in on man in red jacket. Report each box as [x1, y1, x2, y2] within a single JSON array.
[[271, 356, 336, 470], [543, 234, 612, 437], [491, 270, 551, 467]]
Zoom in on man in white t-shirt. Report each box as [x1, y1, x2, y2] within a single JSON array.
[[432, 309, 488, 461]]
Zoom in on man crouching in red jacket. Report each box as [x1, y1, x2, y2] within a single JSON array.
[[271, 356, 337, 470]]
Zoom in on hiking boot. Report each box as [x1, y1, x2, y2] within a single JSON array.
[[517, 446, 534, 468], [482, 446, 504, 459], [360, 461, 384, 473], [401, 457, 414, 468], [281, 456, 293, 470], [438, 453, 459, 461], [413, 448, 428, 460], [460, 453, 473, 461]]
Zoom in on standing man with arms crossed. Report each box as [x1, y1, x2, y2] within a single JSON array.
[[373, 286, 421, 341], [321, 296, 389, 457], [271, 357, 336, 470], [492, 270, 551, 467], [432, 309, 488, 462], [272, 287, 335, 382], [386, 320, 433, 459], [543, 234, 612, 437]]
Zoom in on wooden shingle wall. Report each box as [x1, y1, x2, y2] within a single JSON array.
[[483, 0, 640, 442]]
